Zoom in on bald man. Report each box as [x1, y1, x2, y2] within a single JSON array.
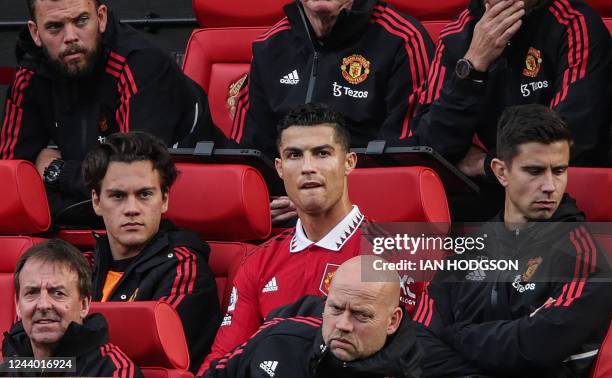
[[202, 255, 422, 378]]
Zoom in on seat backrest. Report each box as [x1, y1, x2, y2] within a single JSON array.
[[90, 302, 193, 378], [0, 160, 50, 355], [165, 163, 271, 309], [566, 167, 612, 222], [183, 27, 266, 136], [192, 0, 286, 27], [348, 166, 450, 223]]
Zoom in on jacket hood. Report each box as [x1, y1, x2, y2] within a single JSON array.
[[15, 11, 120, 77], [2, 313, 109, 358], [285, 0, 378, 50], [311, 308, 422, 378]]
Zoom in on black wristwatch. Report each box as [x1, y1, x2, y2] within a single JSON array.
[[43, 159, 64, 189], [455, 58, 487, 82]]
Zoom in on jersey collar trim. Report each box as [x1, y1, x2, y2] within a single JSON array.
[[290, 205, 364, 253]]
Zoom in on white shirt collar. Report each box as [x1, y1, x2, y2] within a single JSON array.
[[290, 205, 364, 253]]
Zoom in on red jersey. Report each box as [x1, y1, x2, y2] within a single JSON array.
[[199, 206, 421, 374]]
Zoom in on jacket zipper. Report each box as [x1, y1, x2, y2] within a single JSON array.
[[305, 51, 319, 103]]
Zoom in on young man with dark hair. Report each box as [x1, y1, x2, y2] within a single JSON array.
[[199, 103, 419, 374], [82, 131, 221, 373], [0, 0, 224, 220], [414, 104, 612, 377], [2, 239, 142, 377]]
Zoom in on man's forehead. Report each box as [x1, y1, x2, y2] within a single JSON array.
[[280, 124, 338, 148], [512, 141, 570, 166], [101, 161, 161, 189], [35, 0, 95, 19], [20, 259, 77, 285]]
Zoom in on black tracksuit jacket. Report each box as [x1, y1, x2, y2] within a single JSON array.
[[2, 313, 143, 377], [0, 12, 223, 216], [205, 295, 422, 378], [89, 220, 221, 374], [412, 0, 612, 166], [230, 0, 434, 157], [414, 195, 612, 377]]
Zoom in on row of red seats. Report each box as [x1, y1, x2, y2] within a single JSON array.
[[0, 159, 449, 377]]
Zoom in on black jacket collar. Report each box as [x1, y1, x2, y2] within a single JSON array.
[[2, 313, 108, 358]]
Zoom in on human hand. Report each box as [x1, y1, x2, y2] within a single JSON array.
[[464, 0, 525, 72], [270, 196, 298, 226], [458, 145, 486, 178], [35, 148, 62, 177]]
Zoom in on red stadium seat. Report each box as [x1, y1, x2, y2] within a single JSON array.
[[348, 166, 450, 223], [566, 168, 612, 377], [0, 160, 50, 355], [183, 28, 266, 136], [90, 302, 192, 378], [192, 0, 286, 27]]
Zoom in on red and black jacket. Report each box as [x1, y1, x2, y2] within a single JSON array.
[[414, 195, 612, 377], [0, 12, 222, 216], [230, 0, 434, 157], [2, 313, 143, 378], [412, 0, 612, 166], [90, 220, 221, 374]]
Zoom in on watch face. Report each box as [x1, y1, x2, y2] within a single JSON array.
[[456, 59, 471, 79]]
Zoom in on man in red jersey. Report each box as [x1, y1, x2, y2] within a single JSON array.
[[198, 103, 418, 374]]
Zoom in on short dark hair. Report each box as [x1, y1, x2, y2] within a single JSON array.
[[276, 103, 351, 152], [82, 131, 177, 194], [27, 0, 102, 20], [497, 104, 573, 164], [14, 239, 92, 299]]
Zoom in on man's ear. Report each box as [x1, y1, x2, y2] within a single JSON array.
[[386, 306, 403, 335], [27, 20, 42, 47], [161, 191, 169, 214], [80, 296, 91, 320], [92, 190, 102, 216], [491, 158, 509, 187], [275, 157, 283, 179], [344, 151, 357, 176], [97, 4, 108, 33]]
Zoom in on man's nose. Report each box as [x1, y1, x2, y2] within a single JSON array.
[[541, 171, 556, 193], [63, 23, 79, 44], [301, 153, 317, 174], [335, 310, 354, 333], [124, 195, 141, 216], [36, 291, 52, 311]]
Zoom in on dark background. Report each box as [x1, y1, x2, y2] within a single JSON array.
[[0, 0, 198, 103]]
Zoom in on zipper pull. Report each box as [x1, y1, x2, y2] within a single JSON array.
[[312, 51, 319, 77]]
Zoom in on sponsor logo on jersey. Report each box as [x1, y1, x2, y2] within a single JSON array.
[[262, 277, 279, 293], [319, 263, 340, 295], [221, 314, 232, 326], [227, 286, 238, 312], [512, 275, 536, 293], [280, 70, 299, 85], [523, 47, 542, 77], [332, 82, 369, 99], [259, 361, 278, 377], [341, 54, 370, 85]]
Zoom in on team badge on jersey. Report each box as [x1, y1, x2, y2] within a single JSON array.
[[99, 112, 110, 133], [521, 257, 543, 282], [319, 263, 340, 295], [523, 47, 542, 78], [341, 54, 370, 85]]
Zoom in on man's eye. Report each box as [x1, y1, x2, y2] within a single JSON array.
[[111, 193, 124, 200], [526, 168, 543, 176], [76, 16, 89, 26], [287, 152, 300, 159], [317, 150, 330, 157], [47, 23, 62, 31], [354, 312, 371, 322], [553, 167, 567, 175], [140, 191, 152, 199]]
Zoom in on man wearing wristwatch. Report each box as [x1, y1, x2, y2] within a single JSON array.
[[0, 0, 224, 223], [410, 0, 612, 218]]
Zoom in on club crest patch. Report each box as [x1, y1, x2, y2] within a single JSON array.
[[341, 54, 370, 85], [319, 263, 340, 295], [523, 47, 542, 78], [521, 257, 543, 282]]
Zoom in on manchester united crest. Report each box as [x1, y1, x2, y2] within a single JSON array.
[[99, 112, 110, 133], [319, 263, 340, 295], [523, 47, 542, 78], [521, 257, 543, 282], [341, 54, 370, 85]]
